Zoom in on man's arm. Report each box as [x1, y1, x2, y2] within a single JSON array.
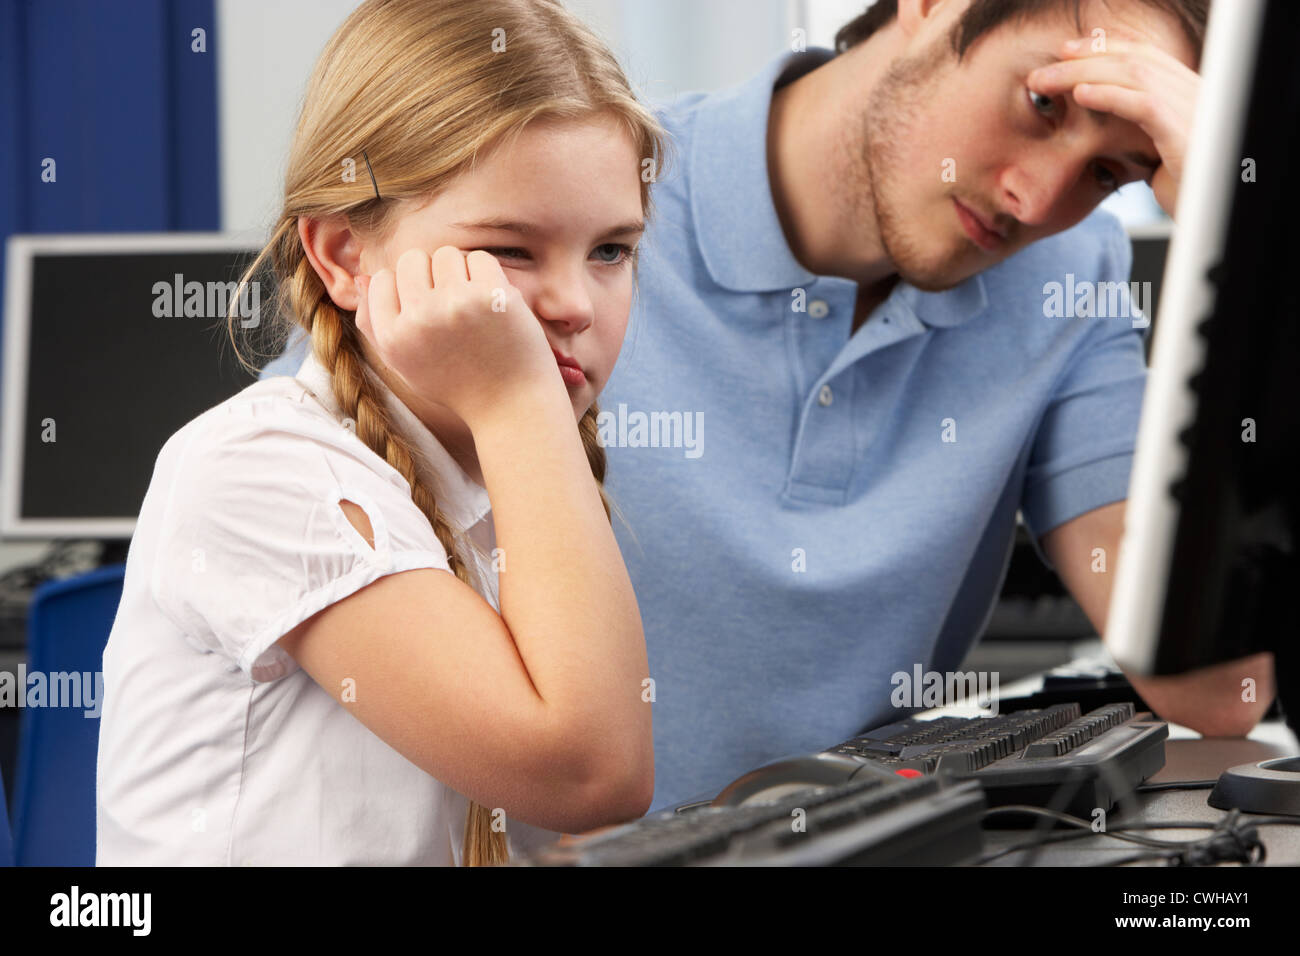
[[1041, 500, 1275, 737]]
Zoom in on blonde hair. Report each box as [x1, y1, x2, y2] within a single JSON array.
[[226, 0, 670, 866]]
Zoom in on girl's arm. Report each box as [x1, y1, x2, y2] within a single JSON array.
[[278, 248, 651, 835]]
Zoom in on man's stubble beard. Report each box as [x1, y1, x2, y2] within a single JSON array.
[[857, 37, 976, 293]]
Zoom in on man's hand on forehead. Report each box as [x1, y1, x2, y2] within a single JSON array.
[[1026, 31, 1200, 218]]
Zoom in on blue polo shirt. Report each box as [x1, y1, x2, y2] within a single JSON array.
[[261, 46, 1149, 813]]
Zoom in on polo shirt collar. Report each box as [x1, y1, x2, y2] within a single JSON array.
[[895, 275, 989, 329], [690, 46, 989, 329], [691, 48, 826, 293], [294, 350, 492, 532]]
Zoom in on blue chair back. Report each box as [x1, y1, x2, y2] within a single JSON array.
[[13, 564, 124, 865], [0, 761, 13, 866]]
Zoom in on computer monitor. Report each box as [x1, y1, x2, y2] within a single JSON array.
[[1, 234, 264, 540], [1105, 0, 1299, 790]]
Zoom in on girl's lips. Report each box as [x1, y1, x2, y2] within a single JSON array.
[[551, 349, 586, 387], [557, 363, 586, 387], [551, 347, 580, 368]]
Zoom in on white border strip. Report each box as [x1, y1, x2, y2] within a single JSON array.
[[1104, 0, 1268, 674]]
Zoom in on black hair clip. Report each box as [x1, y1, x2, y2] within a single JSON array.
[[362, 149, 381, 200]]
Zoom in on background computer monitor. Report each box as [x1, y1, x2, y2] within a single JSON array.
[[1105, 0, 1299, 733], [1, 234, 264, 540]]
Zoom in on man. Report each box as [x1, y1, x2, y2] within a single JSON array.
[[265, 0, 1275, 812]]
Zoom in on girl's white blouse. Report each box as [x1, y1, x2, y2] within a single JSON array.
[[95, 351, 560, 865]]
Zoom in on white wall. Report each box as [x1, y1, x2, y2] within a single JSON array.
[[799, 0, 877, 48], [216, 0, 363, 236]]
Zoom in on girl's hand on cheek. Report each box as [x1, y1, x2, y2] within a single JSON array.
[[353, 245, 564, 430]]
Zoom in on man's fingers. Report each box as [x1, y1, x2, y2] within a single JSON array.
[[1072, 83, 1157, 131], [1029, 56, 1144, 96], [1029, 37, 1186, 96]]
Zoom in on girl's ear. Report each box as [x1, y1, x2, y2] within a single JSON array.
[[299, 214, 365, 310]]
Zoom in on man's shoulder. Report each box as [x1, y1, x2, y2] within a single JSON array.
[[650, 88, 714, 128], [643, 89, 711, 190], [974, 207, 1135, 323], [969, 207, 1149, 353]]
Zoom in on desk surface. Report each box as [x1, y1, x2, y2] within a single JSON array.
[[922, 645, 1300, 865]]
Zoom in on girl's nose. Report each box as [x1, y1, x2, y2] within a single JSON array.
[[531, 272, 595, 333]]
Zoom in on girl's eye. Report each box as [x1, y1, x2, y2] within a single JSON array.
[[477, 245, 635, 266], [592, 243, 634, 266], [480, 247, 528, 261], [1027, 89, 1123, 192]]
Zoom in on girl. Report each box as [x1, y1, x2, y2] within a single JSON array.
[[96, 0, 670, 866]]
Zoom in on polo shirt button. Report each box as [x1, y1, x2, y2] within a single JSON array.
[[818, 384, 833, 406], [808, 299, 830, 319]]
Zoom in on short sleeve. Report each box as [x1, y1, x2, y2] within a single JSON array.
[[1021, 214, 1147, 561], [150, 402, 453, 682]]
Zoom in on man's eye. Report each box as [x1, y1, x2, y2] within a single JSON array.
[[1093, 163, 1121, 192], [1027, 88, 1122, 193], [1028, 88, 1058, 118]]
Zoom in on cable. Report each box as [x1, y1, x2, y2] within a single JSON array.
[[1017, 705, 1151, 866], [1013, 767, 1094, 867], [975, 805, 1300, 865], [1102, 813, 1267, 866]]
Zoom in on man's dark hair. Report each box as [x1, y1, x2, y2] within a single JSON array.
[[835, 0, 1210, 66]]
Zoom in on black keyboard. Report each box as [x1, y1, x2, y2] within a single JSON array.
[[828, 702, 1167, 820], [514, 764, 987, 867]]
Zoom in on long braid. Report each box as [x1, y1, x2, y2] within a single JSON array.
[[579, 403, 611, 521], [306, 284, 474, 584]]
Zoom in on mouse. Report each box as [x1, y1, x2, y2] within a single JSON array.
[[711, 752, 898, 808]]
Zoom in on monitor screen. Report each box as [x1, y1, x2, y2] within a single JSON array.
[[2, 234, 268, 538]]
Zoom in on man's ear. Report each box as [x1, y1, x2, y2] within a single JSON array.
[[299, 215, 364, 311], [895, 0, 962, 44]]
